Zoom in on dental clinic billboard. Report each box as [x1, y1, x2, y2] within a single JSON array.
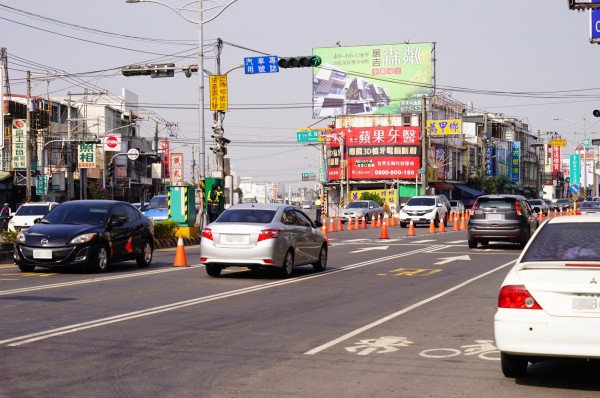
[[313, 43, 434, 118]]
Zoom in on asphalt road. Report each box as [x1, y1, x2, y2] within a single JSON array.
[[1, 221, 600, 398]]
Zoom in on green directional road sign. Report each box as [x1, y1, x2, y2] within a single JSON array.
[[583, 138, 591, 147], [296, 129, 322, 143], [36, 175, 48, 196]]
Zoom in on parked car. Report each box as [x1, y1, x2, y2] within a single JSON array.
[[200, 203, 327, 278], [577, 200, 600, 215], [527, 199, 549, 216], [467, 194, 538, 249], [449, 200, 465, 215], [544, 198, 555, 211], [301, 200, 313, 209], [339, 200, 383, 224], [142, 194, 168, 221], [399, 195, 448, 228], [8, 202, 59, 232], [14, 200, 154, 273], [494, 215, 600, 378]]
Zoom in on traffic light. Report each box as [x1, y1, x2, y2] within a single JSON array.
[[122, 65, 151, 77], [107, 161, 115, 182], [278, 55, 322, 69], [210, 126, 230, 156], [594, 109, 600, 117], [122, 63, 175, 78]]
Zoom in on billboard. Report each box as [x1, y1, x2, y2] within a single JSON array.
[[313, 43, 434, 118], [326, 126, 420, 181]]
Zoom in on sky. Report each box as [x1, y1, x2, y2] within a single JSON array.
[[2, 0, 600, 192]]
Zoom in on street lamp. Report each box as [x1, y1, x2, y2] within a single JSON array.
[[126, 0, 239, 228], [553, 117, 600, 198]]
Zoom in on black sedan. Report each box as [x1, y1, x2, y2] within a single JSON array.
[[14, 200, 154, 273]]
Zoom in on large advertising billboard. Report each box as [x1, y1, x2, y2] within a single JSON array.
[[313, 43, 434, 118], [326, 126, 420, 181]]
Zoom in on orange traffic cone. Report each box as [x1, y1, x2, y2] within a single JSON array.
[[173, 236, 188, 267], [547, 210, 552, 220], [407, 219, 416, 236], [321, 223, 329, 245], [371, 216, 377, 228], [379, 220, 389, 239], [537, 211, 543, 221], [452, 214, 460, 231], [361, 216, 366, 229], [554, 209, 558, 218], [348, 218, 353, 230], [390, 215, 396, 227], [439, 217, 446, 233], [354, 216, 360, 230], [337, 217, 344, 232], [448, 211, 453, 222], [376, 214, 382, 228], [428, 218, 436, 234], [328, 217, 336, 233], [460, 213, 467, 231]]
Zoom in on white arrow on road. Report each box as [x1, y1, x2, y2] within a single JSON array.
[[434, 255, 471, 265], [350, 246, 389, 253]]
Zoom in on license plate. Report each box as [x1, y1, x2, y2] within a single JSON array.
[[222, 234, 248, 244], [33, 249, 52, 259], [487, 213, 503, 221], [573, 297, 600, 312]]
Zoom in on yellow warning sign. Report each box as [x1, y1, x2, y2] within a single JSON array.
[[209, 75, 228, 111]]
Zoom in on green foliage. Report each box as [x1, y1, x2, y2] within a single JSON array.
[[153, 220, 180, 240], [2, 229, 18, 244], [482, 175, 508, 195], [88, 182, 111, 200], [359, 191, 383, 207]]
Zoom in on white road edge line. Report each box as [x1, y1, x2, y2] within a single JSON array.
[[303, 259, 516, 355], [0, 245, 449, 347]]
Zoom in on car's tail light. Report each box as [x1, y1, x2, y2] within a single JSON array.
[[258, 228, 280, 242], [201, 228, 213, 241], [470, 202, 477, 216], [498, 285, 542, 309], [515, 201, 523, 216]]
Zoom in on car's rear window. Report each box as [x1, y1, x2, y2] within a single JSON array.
[[406, 197, 435, 206], [522, 223, 600, 262], [581, 202, 600, 209], [475, 198, 515, 210], [347, 202, 368, 209], [217, 209, 275, 223]]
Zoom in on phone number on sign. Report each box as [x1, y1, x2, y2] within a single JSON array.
[[374, 169, 416, 176]]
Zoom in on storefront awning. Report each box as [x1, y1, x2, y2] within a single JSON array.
[[455, 184, 484, 197]]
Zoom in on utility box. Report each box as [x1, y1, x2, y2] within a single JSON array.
[[168, 186, 196, 227]]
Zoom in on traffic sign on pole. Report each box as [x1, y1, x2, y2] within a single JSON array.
[[591, 7, 600, 43], [244, 56, 279, 74]]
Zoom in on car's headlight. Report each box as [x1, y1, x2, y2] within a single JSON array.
[[16, 230, 26, 244], [68, 233, 97, 245]]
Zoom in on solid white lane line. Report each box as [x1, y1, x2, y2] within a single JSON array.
[[303, 259, 516, 355]]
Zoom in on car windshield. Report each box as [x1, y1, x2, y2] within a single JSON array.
[[42, 204, 109, 225], [15, 205, 50, 216], [522, 223, 600, 262], [347, 202, 368, 209], [217, 209, 275, 223], [147, 196, 168, 209], [581, 202, 600, 209], [556, 199, 570, 204], [406, 197, 435, 206], [475, 198, 515, 210]]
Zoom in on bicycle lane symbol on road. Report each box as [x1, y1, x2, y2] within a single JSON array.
[[345, 336, 414, 356], [419, 339, 500, 361]]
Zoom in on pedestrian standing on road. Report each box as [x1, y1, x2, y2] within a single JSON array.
[[208, 185, 222, 223], [314, 197, 322, 222], [0, 203, 10, 231]]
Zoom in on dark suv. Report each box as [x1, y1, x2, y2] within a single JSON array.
[[467, 195, 539, 249]]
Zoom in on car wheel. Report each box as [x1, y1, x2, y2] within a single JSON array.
[[434, 216, 440, 228], [136, 240, 153, 267], [400, 222, 407, 228], [501, 352, 528, 378], [205, 264, 222, 277], [280, 250, 294, 278], [91, 244, 109, 273], [468, 239, 478, 249], [18, 264, 35, 272], [312, 244, 328, 272]]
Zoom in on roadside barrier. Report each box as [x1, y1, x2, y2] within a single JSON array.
[[173, 236, 189, 267]]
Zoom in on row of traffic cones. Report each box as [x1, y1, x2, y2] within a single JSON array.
[[537, 208, 578, 221]]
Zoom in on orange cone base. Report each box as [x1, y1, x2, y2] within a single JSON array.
[[407, 220, 416, 237], [173, 236, 189, 267]]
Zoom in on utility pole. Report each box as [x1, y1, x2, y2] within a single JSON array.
[[420, 95, 427, 195], [25, 70, 31, 202], [67, 92, 74, 200]]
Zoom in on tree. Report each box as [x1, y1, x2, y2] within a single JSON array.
[[359, 191, 383, 207]]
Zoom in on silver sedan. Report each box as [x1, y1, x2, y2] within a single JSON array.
[[200, 203, 328, 277]]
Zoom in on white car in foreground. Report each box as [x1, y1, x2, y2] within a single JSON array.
[[494, 215, 600, 378], [8, 202, 59, 232]]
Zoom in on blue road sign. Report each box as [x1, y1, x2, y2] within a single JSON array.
[[244, 56, 279, 75], [571, 184, 580, 195], [591, 8, 600, 43]]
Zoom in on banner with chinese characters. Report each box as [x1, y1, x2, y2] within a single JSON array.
[[511, 141, 520, 183], [552, 146, 561, 179], [485, 145, 495, 177], [161, 140, 170, 179], [77, 142, 98, 169], [313, 43, 434, 117], [12, 119, 27, 169], [326, 126, 420, 180], [170, 152, 184, 186], [427, 119, 461, 135]]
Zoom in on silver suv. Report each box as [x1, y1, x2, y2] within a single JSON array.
[[399, 195, 448, 228]]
